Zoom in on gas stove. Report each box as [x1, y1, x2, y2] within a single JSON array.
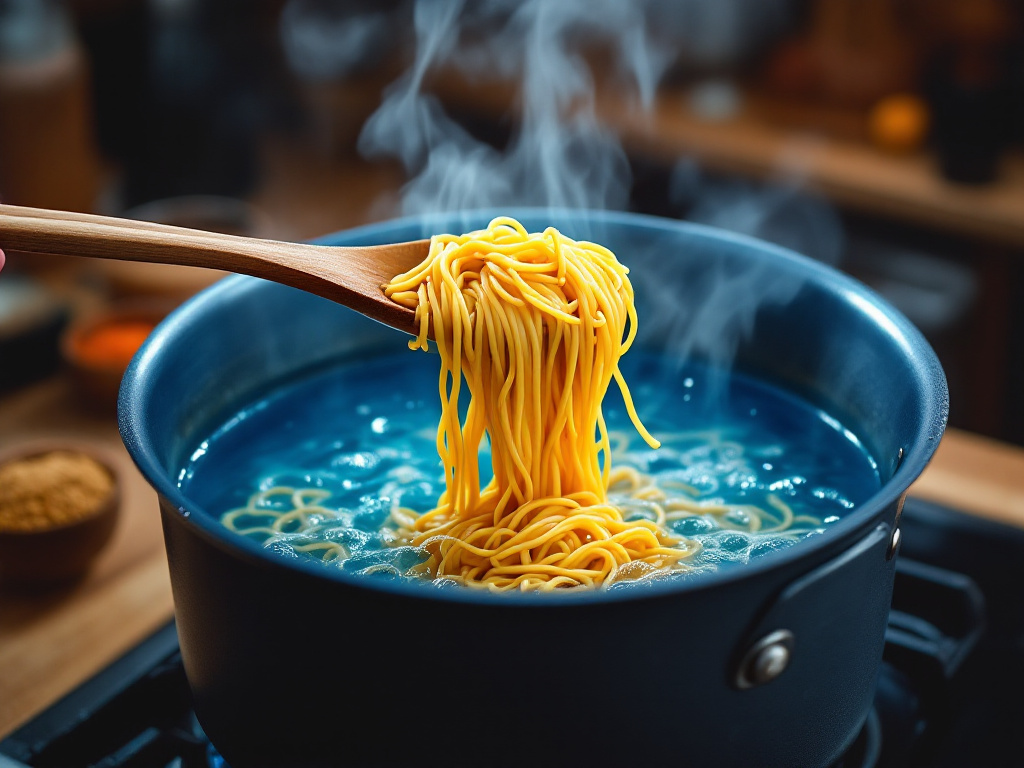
[[2, 497, 1022, 768]]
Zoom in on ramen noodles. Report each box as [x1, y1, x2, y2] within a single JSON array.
[[179, 220, 879, 593]]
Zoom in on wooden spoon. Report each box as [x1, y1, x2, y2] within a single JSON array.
[[0, 204, 427, 336]]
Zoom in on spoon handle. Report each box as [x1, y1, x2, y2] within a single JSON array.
[[0, 204, 423, 335], [0, 203, 311, 271]]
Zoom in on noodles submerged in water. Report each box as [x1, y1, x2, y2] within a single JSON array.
[[222, 218, 826, 592]]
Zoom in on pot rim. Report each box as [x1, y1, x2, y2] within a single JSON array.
[[119, 208, 948, 607]]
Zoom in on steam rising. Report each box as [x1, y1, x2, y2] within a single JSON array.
[[670, 159, 844, 267], [281, 1, 392, 80], [349, 0, 843, 401], [358, 0, 675, 213]]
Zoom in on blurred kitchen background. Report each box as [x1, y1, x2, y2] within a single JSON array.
[[1, 0, 1023, 444]]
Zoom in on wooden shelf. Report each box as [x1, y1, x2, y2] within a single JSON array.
[[616, 87, 1024, 249], [435, 76, 1024, 249]]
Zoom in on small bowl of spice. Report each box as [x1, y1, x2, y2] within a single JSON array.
[[0, 444, 120, 585], [62, 303, 171, 412]]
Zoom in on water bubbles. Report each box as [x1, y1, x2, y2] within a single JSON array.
[[668, 567, 716, 584], [385, 480, 437, 512], [661, 467, 719, 496], [298, 512, 338, 529], [388, 465, 425, 485], [669, 515, 715, 536], [716, 531, 752, 553], [618, 499, 662, 523], [375, 446, 415, 463], [187, 352, 879, 592], [342, 546, 429, 578], [607, 573, 661, 592], [316, 526, 370, 549], [768, 476, 804, 493], [331, 451, 381, 475], [339, 552, 384, 573], [352, 500, 392, 532], [724, 508, 751, 528], [249, 492, 296, 512], [693, 547, 737, 567], [723, 469, 759, 491], [718, 443, 744, 463], [749, 537, 796, 559], [265, 540, 302, 559]]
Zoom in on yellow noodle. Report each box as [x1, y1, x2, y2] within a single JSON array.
[[224, 219, 827, 591], [221, 486, 351, 560], [382, 218, 692, 591]]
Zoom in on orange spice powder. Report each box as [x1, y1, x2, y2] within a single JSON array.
[[75, 320, 155, 368]]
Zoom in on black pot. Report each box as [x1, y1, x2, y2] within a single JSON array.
[[119, 210, 947, 768]]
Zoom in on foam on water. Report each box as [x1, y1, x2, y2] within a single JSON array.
[[179, 351, 880, 590]]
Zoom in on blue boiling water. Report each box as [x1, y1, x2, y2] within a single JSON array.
[[178, 351, 880, 586]]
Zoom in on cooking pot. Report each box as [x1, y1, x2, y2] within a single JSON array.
[[119, 210, 947, 768]]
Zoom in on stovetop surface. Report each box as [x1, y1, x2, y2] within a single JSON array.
[[2, 497, 1023, 768]]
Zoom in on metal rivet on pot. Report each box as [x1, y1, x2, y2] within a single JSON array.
[[887, 527, 901, 561], [735, 629, 794, 689]]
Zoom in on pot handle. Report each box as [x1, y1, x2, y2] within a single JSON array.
[[733, 523, 893, 690]]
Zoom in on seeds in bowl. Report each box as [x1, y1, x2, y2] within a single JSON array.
[[0, 451, 114, 532]]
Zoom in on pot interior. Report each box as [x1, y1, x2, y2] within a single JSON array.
[[119, 209, 947, 598]]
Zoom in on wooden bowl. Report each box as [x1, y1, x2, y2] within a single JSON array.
[[0, 442, 121, 585], [61, 302, 172, 413]]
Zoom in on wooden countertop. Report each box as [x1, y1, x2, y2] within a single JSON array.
[[1, 137, 1023, 741], [0, 376, 172, 742], [1, 367, 1022, 738]]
